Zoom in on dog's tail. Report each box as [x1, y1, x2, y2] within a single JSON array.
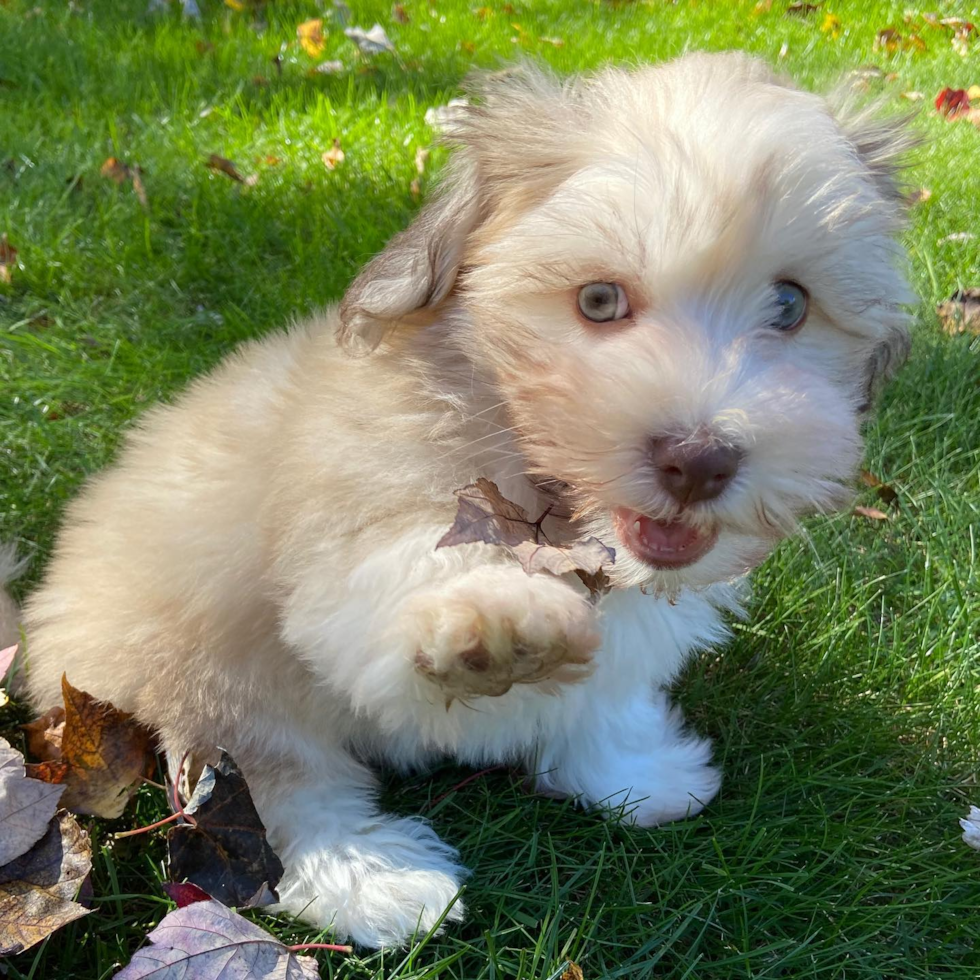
[[0, 543, 25, 651]]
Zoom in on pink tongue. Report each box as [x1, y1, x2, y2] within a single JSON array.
[[628, 515, 702, 552]]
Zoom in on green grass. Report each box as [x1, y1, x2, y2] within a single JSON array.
[[1, 0, 979, 977]]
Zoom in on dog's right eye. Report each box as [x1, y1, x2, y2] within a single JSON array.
[[578, 282, 630, 323]]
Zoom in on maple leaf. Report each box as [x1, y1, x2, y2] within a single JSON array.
[[0, 233, 17, 285], [0, 738, 64, 866], [935, 87, 971, 117], [936, 289, 980, 335], [113, 900, 321, 979], [437, 479, 615, 598], [321, 139, 345, 170], [162, 881, 212, 908], [0, 811, 92, 955], [167, 752, 283, 909], [344, 23, 396, 55], [25, 675, 156, 819], [297, 17, 326, 58]]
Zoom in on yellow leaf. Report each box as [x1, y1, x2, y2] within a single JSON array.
[[821, 12, 841, 39], [968, 85, 980, 101], [224, 0, 245, 10], [297, 18, 326, 58]]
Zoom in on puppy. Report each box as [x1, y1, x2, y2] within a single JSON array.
[[15, 53, 911, 947]]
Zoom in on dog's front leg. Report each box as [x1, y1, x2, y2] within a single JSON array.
[[283, 524, 601, 720], [240, 745, 466, 948]]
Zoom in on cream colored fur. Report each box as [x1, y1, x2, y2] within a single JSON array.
[[9, 53, 911, 947]]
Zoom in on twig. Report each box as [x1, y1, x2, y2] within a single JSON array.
[[114, 749, 196, 838], [287, 942, 354, 954]]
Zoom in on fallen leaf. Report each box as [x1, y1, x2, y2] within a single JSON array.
[[194, 40, 214, 54], [936, 288, 980, 335], [907, 186, 932, 204], [0, 233, 17, 285], [314, 59, 345, 74], [0, 811, 92, 956], [344, 23, 396, 55], [853, 505, 889, 521], [540, 36, 564, 47], [901, 90, 925, 100], [113, 900, 321, 979], [821, 12, 841, 38], [0, 738, 64, 866], [161, 881, 212, 908], [167, 751, 283, 909], [437, 479, 615, 597], [935, 87, 971, 117], [22, 705, 65, 762], [297, 17, 326, 58], [859, 469, 899, 507], [392, 3, 409, 23], [26, 676, 156, 819], [561, 963, 584, 980], [321, 139, 345, 170], [224, 0, 246, 9], [99, 158, 148, 208], [474, 5, 493, 18], [874, 28, 926, 53], [206, 154, 246, 183], [786, 1, 821, 14], [961, 805, 980, 850], [460, 39, 476, 53], [938, 232, 976, 244], [968, 84, 980, 101]]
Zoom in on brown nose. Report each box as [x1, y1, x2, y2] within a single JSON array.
[[650, 436, 741, 505]]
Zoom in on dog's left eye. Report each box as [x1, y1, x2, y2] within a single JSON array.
[[769, 280, 809, 332], [578, 282, 630, 323]]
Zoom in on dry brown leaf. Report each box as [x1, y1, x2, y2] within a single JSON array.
[[937, 288, 980, 335], [297, 17, 326, 58], [561, 963, 584, 980], [99, 158, 148, 208], [322, 138, 345, 169], [206, 154, 246, 183], [907, 186, 932, 204], [786, 1, 821, 14], [460, 39, 476, 53], [0, 811, 92, 956], [437, 479, 615, 597], [392, 3, 409, 23], [26, 675, 156, 819], [22, 706, 65, 763], [0, 233, 17, 285], [859, 470, 899, 507], [853, 505, 890, 521], [474, 5, 493, 18]]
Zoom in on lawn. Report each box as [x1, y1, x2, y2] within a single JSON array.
[[1, 0, 979, 977]]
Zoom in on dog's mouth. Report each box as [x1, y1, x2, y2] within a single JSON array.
[[611, 507, 719, 569]]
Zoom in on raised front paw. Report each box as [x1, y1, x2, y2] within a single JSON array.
[[404, 567, 600, 701]]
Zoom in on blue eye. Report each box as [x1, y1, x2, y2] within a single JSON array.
[[578, 282, 630, 323], [770, 280, 808, 332]]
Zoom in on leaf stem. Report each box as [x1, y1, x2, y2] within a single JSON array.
[[286, 942, 354, 953]]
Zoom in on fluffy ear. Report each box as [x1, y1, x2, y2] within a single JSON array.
[[831, 94, 918, 205], [337, 159, 482, 353]]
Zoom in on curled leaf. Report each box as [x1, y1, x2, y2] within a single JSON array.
[[344, 23, 396, 55], [937, 288, 980, 335], [0, 738, 64, 866], [167, 751, 283, 909]]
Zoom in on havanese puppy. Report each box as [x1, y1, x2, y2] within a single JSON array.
[[11, 52, 912, 947]]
